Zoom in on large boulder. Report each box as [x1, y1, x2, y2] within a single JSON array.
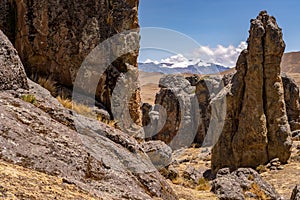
[[0, 79, 178, 199], [282, 74, 300, 131], [149, 75, 200, 150], [211, 11, 292, 172], [211, 168, 282, 200], [0, 30, 28, 90], [0, 0, 142, 131], [141, 140, 173, 170]]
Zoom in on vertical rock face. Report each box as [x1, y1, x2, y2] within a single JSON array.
[[0, 30, 28, 90], [0, 0, 142, 128], [211, 11, 292, 172], [282, 75, 300, 131], [150, 75, 200, 150]]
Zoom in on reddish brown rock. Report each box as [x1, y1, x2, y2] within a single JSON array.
[[211, 11, 292, 172]]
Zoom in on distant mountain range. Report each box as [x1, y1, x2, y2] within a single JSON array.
[[139, 52, 300, 75], [138, 54, 230, 74]]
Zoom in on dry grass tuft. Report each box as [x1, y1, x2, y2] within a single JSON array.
[[57, 96, 92, 117], [249, 183, 268, 200], [57, 96, 117, 127], [38, 77, 57, 97], [96, 115, 117, 128]]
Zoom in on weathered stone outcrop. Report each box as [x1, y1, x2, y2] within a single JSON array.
[[0, 30, 28, 90], [149, 75, 200, 150], [191, 75, 225, 146], [0, 79, 178, 199], [141, 140, 173, 170], [211, 11, 292, 172], [282, 74, 300, 131], [0, 0, 142, 131], [145, 74, 225, 149], [211, 168, 282, 200]]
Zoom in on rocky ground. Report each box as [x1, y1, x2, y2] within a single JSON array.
[[0, 160, 97, 199]]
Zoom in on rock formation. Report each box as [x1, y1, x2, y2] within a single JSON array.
[[282, 74, 300, 131], [0, 30, 28, 90], [211, 11, 292, 172], [145, 74, 226, 148], [211, 168, 282, 200], [149, 75, 200, 150], [141, 140, 173, 170], [291, 185, 300, 200], [0, 29, 177, 199], [0, 0, 142, 132]]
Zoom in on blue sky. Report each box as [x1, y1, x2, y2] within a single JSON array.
[[138, 0, 300, 65]]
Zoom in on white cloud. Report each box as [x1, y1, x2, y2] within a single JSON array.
[[141, 41, 248, 68], [193, 41, 247, 67]]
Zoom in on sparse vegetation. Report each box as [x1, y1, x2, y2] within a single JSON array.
[[196, 178, 211, 191], [249, 183, 268, 200], [97, 114, 118, 128], [57, 96, 93, 117], [38, 77, 57, 97], [172, 176, 195, 188], [21, 94, 37, 105], [256, 165, 268, 174], [57, 96, 117, 127], [172, 176, 211, 191]]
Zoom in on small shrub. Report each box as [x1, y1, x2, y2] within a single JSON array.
[[38, 77, 57, 96], [21, 94, 37, 105]]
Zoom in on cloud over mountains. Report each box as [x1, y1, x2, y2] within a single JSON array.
[[142, 41, 247, 68], [192, 41, 247, 67]]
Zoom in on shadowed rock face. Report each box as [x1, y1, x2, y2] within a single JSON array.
[[150, 75, 200, 150], [0, 28, 178, 200], [0, 30, 28, 90], [211, 11, 292, 173], [282, 75, 300, 131], [0, 0, 142, 130]]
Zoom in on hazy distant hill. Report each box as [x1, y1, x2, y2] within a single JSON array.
[[281, 52, 300, 73], [281, 52, 300, 87]]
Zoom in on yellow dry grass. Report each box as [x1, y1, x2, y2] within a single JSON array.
[[38, 77, 57, 97], [57, 96, 117, 127], [57, 96, 93, 117], [0, 159, 98, 199]]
